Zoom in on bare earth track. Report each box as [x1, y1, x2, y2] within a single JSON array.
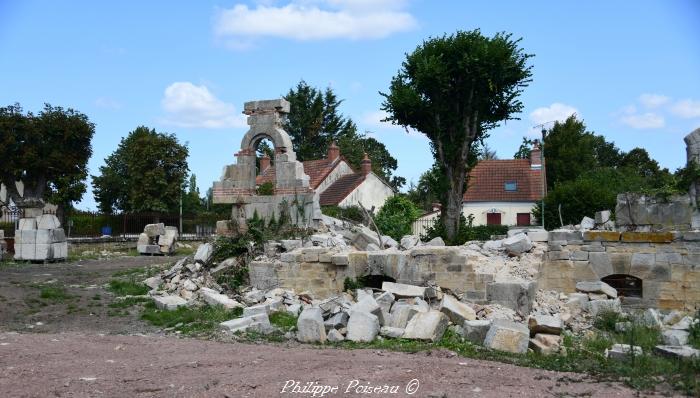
[[0, 257, 645, 397]]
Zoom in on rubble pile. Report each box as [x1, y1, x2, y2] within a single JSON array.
[[137, 223, 179, 255]]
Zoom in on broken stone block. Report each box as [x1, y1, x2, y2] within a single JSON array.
[[482, 240, 503, 251], [483, 319, 530, 354], [440, 295, 476, 324], [34, 243, 53, 261], [389, 302, 418, 329], [528, 314, 563, 336], [243, 289, 265, 305], [462, 320, 491, 345], [653, 345, 700, 360], [18, 218, 36, 230], [297, 307, 327, 343], [243, 303, 270, 317], [286, 303, 302, 315], [586, 299, 621, 316], [400, 235, 420, 250], [403, 310, 449, 342], [375, 291, 394, 313], [526, 229, 549, 242], [36, 214, 60, 230], [198, 288, 241, 310], [381, 282, 427, 298], [529, 333, 562, 355], [324, 311, 349, 331], [194, 243, 213, 264], [502, 233, 533, 256], [280, 239, 302, 251], [486, 281, 537, 315], [143, 276, 162, 290], [144, 223, 165, 237], [52, 241, 68, 260], [137, 233, 150, 247], [579, 216, 595, 230], [210, 257, 238, 276], [138, 245, 161, 255], [641, 308, 663, 329], [412, 297, 430, 313], [605, 344, 642, 361], [330, 253, 349, 266], [327, 329, 345, 342], [220, 313, 272, 334], [350, 295, 385, 325], [381, 235, 398, 249], [425, 237, 445, 246], [588, 293, 608, 301], [379, 326, 404, 338], [575, 281, 617, 298], [662, 310, 684, 326], [346, 311, 380, 342], [154, 295, 188, 310], [662, 329, 690, 346]]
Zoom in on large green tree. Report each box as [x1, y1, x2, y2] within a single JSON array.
[[0, 103, 94, 211], [92, 126, 189, 213], [283, 80, 405, 189], [381, 30, 533, 242]]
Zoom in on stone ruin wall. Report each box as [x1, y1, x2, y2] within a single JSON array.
[[540, 230, 700, 311]]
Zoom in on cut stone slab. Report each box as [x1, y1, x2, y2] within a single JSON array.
[[425, 237, 445, 246], [18, 218, 37, 230], [346, 311, 380, 342], [400, 235, 420, 250], [194, 243, 213, 264], [200, 288, 242, 310], [606, 344, 643, 361], [379, 326, 404, 338], [297, 307, 327, 343], [389, 302, 418, 329], [138, 245, 161, 255], [144, 223, 165, 237], [586, 299, 622, 316], [641, 308, 663, 329], [528, 314, 563, 336], [143, 276, 162, 290], [153, 295, 188, 311], [662, 329, 690, 346], [381, 282, 427, 298], [580, 216, 595, 230], [440, 295, 476, 324], [324, 312, 349, 331], [210, 258, 238, 277], [486, 281, 537, 316], [36, 214, 61, 230], [482, 240, 503, 251], [243, 303, 270, 317], [462, 320, 491, 345], [375, 291, 395, 314], [671, 316, 694, 330], [529, 333, 562, 355], [220, 313, 271, 334], [663, 310, 684, 326], [484, 319, 530, 354], [653, 345, 700, 360], [402, 310, 449, 342], [502, 233, 533, 256], [327, 329, 345, 342], [576, 281, 618, 298], [349, 295, 384, 324]]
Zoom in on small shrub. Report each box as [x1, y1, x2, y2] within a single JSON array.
[[39, 285, 72, 302], [688, 309, 700, 349], [256, 181, 274, 196], [593, 310, 625, 332], [375, 196, 422, 241], [321, 205, 365, 223], [107, 279, 149, 296], [269, 311, 297, 331], [343, 277, 367, 292], [424, 213, 509, 244], [141, 302, 242, 335]]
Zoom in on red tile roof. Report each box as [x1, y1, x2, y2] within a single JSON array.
[[256, 158, 341, 189], [319, 173, 367, 206], [463, 159, 545, 202]]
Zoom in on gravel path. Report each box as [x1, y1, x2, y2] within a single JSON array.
[[0, 332, 641, 398]]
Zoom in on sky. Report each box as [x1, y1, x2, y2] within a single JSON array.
[[1, 0, 699, 210]]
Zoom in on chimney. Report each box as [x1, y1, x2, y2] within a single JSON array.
[[530, 141, 542, 169], [327, 141, 340, 161], [260, 154, 271, 172], [361, 152, 372, 175]]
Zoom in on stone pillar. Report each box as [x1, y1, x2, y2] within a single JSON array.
[[684, 127, 700, 228]]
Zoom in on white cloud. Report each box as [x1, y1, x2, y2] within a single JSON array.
[[670, 98, 700, 119], [361, 110, 424, 139], [620, 112, 665, 129], [528, 103, 578, 136], [214, 1, 416, 45], [638, 93, 670, 108], [160, 82, 246, 129]]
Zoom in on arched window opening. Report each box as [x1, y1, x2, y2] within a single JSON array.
[[601, 274, 643, 298]]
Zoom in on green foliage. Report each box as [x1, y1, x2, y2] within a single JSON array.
[[513, 137, 536, 159], [321, 205, 365, 223], [381, 30, 533, 241], [92, 126, 189, 213], [141, 301, 243, 336], [0, 222, 13, 238], [343, 277, 368, 292], [593, 310, 625, 332], [405, 163, 450, 212], [424, 213, 508, 245], [39, 285, 72, 302], [182, 174, 206, 215], [374, 196, 421, 241], [690, 309, 700, 349], [269, 311, 298, 331], [0, 103, 95, 209], [256, 181, 274, 196], [284, 80, 404, 189], [107, 278, 150, 297]]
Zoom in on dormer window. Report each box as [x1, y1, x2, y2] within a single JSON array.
[[504, 181, 517, 192]]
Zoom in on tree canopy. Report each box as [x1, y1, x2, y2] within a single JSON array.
[[381, 30, 533, 242], [283, 80, 405, 189], [0, 103, 95, 210], [92, 126, 189, 213], [375, 196, 422, 241]]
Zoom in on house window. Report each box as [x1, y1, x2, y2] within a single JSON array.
[[486, 213, 501, 225], [516, 213, 531, 226], [504, 181, 517, 192]]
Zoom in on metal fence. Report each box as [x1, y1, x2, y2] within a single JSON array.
[[0, 207, 217, 239], [411, 218, 436, 237]]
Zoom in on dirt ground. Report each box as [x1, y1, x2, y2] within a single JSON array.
[[0, 256, 646, 397]]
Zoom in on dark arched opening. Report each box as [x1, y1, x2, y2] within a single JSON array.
[[361, 275, 397, 290], [601, 274, 643, 298]]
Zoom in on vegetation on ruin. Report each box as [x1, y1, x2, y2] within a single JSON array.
[[321, 205, 365, 223], [141, 302, 243, 336], [374, 196, 422, 241], [423, 213, 509, 244]]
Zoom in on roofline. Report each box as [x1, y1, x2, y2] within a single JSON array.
[[462, 199, 541, 203]]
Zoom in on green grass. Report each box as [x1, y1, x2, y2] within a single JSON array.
[[108, 296, 152, 308], [107, 279, 150, 296], [112, 265, 161, 278], [38, 285, 73, 302], [269, 311, 298, 331], [141, 302, 243, 335]]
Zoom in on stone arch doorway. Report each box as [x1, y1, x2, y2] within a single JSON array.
[[601, 274, 643, 298]]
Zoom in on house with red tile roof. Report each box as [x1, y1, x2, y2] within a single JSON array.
[[256, 142, 394, 211], [462, 144, 546, 226]]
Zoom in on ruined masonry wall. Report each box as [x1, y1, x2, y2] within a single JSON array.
[[540, 230, 700, 311]]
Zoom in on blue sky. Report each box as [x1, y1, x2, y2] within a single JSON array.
[[1, 0, 699, 210]]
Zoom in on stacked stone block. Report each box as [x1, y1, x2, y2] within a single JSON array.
[[14, 214, 67, 261], [137, 223, 178, 255]]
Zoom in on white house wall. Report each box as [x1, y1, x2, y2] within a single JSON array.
[[315, 161, 354, 195], [462, 201, 537, 226], [338, 173, 393, 211]]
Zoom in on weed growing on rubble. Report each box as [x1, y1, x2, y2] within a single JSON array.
[[690, 309, 700, 350], [269, 311, 297, 331], [141, 302, 243, 335]]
